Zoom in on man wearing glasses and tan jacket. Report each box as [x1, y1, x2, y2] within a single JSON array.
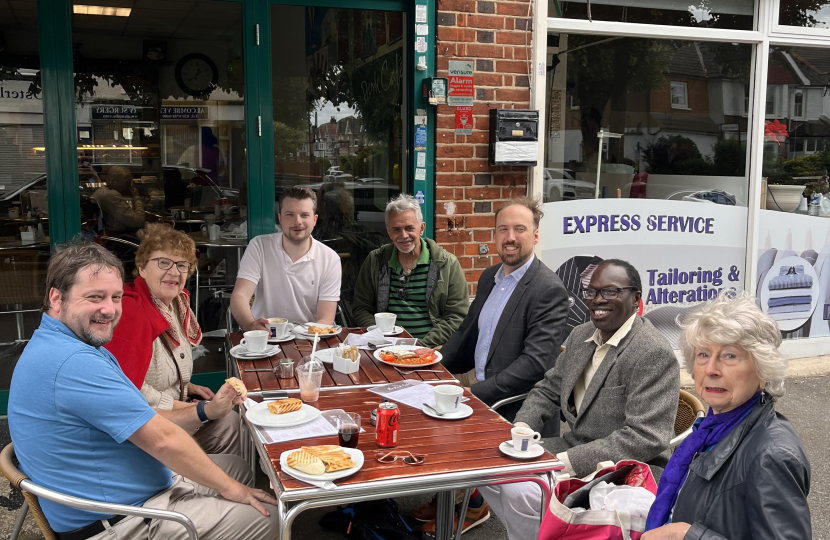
[[480, 259, 680, 540]]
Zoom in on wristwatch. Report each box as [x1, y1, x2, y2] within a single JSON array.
[[196, 400, 212, 425]]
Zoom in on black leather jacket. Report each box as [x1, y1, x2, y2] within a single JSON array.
[[672, 397, 811, 540]]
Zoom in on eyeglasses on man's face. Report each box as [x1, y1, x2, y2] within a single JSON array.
[[581, 286, 637, 300], [150, 257, 192, 274]]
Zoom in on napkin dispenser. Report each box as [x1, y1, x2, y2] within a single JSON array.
[[333, 345, 360, 374]]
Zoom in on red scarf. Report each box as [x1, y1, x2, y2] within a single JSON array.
[[106, 276, 202, 389]]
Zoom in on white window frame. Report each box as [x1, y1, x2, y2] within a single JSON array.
[[670, 81, 690, 110]]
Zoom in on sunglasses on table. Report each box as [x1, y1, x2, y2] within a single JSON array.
[[375, 450, 426, 465], [149, 257, 192, 273], [581, 287, 638, 300]]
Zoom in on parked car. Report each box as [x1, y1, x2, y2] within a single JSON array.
[[543, 168, 595, 202]]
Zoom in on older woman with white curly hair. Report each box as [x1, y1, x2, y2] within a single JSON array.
[[642, 292, 810, 540]]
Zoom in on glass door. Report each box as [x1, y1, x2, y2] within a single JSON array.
[[270, 4, 406, 304]]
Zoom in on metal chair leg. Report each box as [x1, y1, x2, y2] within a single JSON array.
[[9, 499, 28, 540]]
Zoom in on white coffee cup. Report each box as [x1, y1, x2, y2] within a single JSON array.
[[434, 384, 464, 414], [240, 330, 269, 352], [267, 318, 294, 339], [375, 312, 397, 333], [208, 224, 221, 241], [511, 427, 541, 453]]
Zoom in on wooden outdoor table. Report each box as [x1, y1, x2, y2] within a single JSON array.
[[228, 329, 458, 391], [242, 387, 563, 540]]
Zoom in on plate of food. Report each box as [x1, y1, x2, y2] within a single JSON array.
[[245, 398, 321, 427], [374, 346, 442, 367], [279, 445, 364, 482], [293, 323, 343, 338]]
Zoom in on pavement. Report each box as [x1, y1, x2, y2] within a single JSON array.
[[0, 374, 826, 540]]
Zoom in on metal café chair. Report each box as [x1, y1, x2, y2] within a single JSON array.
[[0, 443, 199, 540]]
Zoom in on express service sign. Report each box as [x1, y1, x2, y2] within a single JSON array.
[[539, 199, 748, 348], [448, 61, 474, 106]]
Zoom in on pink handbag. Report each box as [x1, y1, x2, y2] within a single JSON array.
[[538, 460, 657, 540]]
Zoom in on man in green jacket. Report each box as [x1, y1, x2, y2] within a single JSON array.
[[352, 194, 469, 348]]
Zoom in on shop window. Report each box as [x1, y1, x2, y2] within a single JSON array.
[[543, 35, 752, 206], [270, 6, 404, 306], [0, 0, 50, 383], [548, 0, 754, 30], [71, 0, 246, 330], [670, 82, 689, 110]]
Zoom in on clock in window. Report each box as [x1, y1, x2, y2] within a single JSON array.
[[175, 53, 219, 98]]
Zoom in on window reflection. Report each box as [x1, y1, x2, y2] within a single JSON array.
[[763, 47, 830, 208], [779, 0, 830, 28], [71, 0, 246, 329], [544, 36, 752, 205], [271, 6, 404, 304], [549, 0, 754, 30]]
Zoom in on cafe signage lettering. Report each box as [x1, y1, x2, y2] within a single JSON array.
[[91, 105, 141, 120]]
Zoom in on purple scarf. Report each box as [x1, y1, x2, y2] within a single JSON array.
[[645, 392, 761, 530]]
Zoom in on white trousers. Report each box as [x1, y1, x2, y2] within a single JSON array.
[[480, 478, 551, 540]]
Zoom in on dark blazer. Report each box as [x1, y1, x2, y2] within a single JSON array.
[[514, 317, 680, 478], [441, 257, 569, 426]]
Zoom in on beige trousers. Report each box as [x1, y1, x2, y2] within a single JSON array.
[[193, 410, 241, 456], [86, 454, 279, 540]]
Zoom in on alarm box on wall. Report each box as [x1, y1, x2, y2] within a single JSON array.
[[488, 109, 539, 166]]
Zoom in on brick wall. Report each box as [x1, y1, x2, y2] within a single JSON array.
[[435, 0, 535, 295]]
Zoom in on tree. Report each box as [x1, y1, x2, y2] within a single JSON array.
[[273, 121, 306, 162], [640, 135, 712, 175]]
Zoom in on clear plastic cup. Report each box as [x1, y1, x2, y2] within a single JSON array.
[[297, 356, 324, 402]]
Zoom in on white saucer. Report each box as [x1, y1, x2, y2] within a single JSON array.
[[268, 334, 295, 344], [499, 440, 544, 460], [230, 344, 280, 359], [422, 402, 473, 420], [367, 324, 405, 336]]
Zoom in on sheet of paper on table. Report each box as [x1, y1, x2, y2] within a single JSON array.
[[249, 407, 365, 444], [368, 379, 437, 412]]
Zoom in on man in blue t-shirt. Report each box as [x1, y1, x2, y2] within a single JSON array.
[[9, 243, 279, 539]]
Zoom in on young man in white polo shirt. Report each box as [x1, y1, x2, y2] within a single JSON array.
[[231, 186, 341, 330]]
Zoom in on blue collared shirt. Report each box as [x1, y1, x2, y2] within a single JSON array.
[[473, 255, 535, 381], [8, 314, 170, 532]]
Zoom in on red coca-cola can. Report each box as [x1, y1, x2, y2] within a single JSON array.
[[375, 401, 399, 447]]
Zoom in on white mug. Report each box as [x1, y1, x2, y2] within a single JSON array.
[[267, 318, 294, 339], [434, 384, 464, 413], [240, 330, 268, 352], [374, 312, 397, 333], [208, 224, 221, 241], [511, 427, 541, 453]]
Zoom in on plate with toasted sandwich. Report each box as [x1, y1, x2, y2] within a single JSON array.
[[245, 398, 321, 427], [280, 445, 364, 482]]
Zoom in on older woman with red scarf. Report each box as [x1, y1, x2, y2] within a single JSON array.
[[106, 223, 241, 455]]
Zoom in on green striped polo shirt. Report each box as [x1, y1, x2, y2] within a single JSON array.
[[388, 239, 433, 339]]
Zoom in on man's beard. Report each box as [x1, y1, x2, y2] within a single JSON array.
[[80, 325, 113, 347], [284, 228, 310, 245], [498, 243, 528, 266], [396, 240, 416, 254]]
